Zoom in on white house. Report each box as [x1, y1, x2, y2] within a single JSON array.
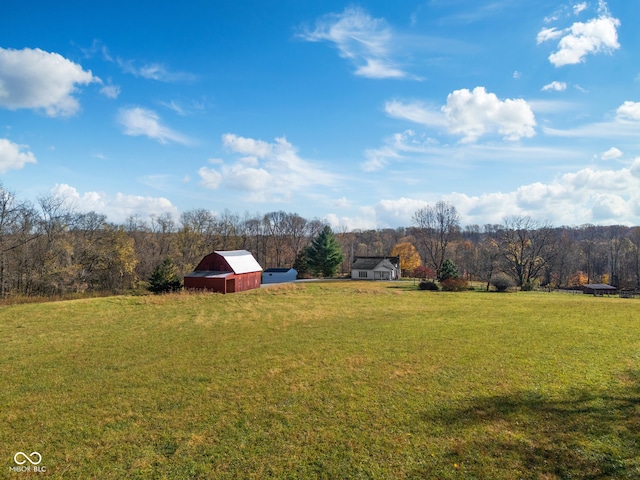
[[351, 256, 400, 281]]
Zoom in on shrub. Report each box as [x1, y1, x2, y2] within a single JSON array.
[[418, 280, 440, 291], [441, 278, 469, 292], [522, 278, 540, 291], [413, 265, 436, 280], [491, 273, 514, 292]]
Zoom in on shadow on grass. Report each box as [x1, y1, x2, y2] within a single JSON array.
[[416, 372, 640, 479]]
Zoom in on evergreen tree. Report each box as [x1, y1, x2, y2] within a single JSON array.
[[306, 226, 344, 277], [292, 248, 310, 277], [439, 258, 459, 281], [148, 258, 183, 294]]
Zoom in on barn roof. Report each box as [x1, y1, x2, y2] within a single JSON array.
[[184, 271, 232, 279], [215, 250, 262, 274]]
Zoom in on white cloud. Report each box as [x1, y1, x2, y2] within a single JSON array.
[[541, 81, 567, 92], [197, 167, 223, 189], [536, 27, 564, 44], [325, 212, 377, 231], [616, 101, 640, 121], [386, 87, 536, 143], [346, 158, 640, 228], [442, 87, 536, 143], [298, 6, 412, 79], [573, 2, 588, 15], [99, 83, 121, 99], [116, 58, 197, 83], [361, 130, 438, 171], [52, 184, 180, 224], [385, 100, 447, 128], [602, 147, 622, 160], [0, 138, 37, 173], [159, 99, 206, 116], [198, 134, 340, 202], [0, 47, 98, 117], [118, 107, 193, 145], [540, 9, 620, 67]]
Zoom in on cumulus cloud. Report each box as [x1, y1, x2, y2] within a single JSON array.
[[541, 81, 567, 92], [52, 183, 180, 224], [0, 138, 37, 173], [443, 87, 536, 142], [118, 107, 193, 145], [538, 5, 620, 67], [298, 6, 412, 79], [602, 147, 622, 160], [386, 87, 536, 143], [198, 166, 223, 189], [337, 157, 640, 228], [0, 47, 98, 117], [198, 134, 340, 202], [616, 101, 640, 121]]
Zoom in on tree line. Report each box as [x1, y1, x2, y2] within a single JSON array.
[[2, 184, 639, 298]]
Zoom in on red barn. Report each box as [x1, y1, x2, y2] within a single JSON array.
[[184, 250, 262, 294]]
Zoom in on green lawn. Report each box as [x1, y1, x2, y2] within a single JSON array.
[[1, 282, 639, 479]]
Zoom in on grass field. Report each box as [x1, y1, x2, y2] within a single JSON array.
[[1, 282, 640, 479]]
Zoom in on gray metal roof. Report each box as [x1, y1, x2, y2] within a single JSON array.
[[352, 257, 398, 271], [184, 271, 232, 278]]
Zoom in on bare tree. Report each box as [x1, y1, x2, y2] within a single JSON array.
[[498, 216, 556, 289], [412, 201, 460, 279], [0, 185, 39, 296]]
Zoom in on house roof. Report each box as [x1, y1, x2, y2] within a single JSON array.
[[215, 250, 262, 274], [352, 257, 398, 271]]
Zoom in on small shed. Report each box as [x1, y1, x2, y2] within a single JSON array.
[[184, 250, 262, 293], [351, 256, 400, 281], [262, 268, 298, 284], [583, 284, 617, 296]]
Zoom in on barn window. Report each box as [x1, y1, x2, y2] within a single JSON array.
[[359, 271, 368, 278]]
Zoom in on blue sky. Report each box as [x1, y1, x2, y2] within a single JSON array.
[[1, 0, 639, 229]]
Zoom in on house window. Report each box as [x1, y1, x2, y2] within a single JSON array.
[[359, 271, 368, 278]]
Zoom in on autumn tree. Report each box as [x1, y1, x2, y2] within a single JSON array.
[[390, 241, 421, 277]]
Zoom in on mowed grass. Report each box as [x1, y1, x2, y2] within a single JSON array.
[[1, 282, 640, 479]]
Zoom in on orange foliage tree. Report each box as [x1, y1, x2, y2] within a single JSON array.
[[390, 242, 421, 277]]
